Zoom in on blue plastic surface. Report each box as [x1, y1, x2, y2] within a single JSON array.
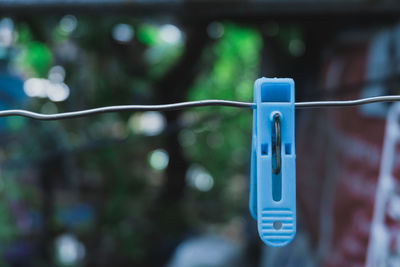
[[249, 77, 296, 247]]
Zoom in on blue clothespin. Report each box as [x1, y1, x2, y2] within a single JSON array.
[[249, 77, 296, 247]]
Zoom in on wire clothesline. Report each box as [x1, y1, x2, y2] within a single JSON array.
[[0, 95, 400, 121]]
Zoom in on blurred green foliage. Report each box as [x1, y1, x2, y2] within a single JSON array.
[[185, 23, 261, 221], [137, 24, 161, 46], [0, 16, 267, 266], [15, 23, 53, 77]]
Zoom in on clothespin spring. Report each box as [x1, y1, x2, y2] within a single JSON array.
[[272, 113, 281, 175]]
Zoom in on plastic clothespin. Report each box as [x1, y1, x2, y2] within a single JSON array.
[[249, 77, 296, 247]]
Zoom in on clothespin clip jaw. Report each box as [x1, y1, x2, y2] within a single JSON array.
[[250, 77, 296, 247]]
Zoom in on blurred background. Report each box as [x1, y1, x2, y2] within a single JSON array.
[[0, 1, 399, 267]]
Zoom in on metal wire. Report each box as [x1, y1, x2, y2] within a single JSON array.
[[296, 95, 400, 108], [272, 113, 281, 175], [0, 95, 400, 120], [0, 100, 253, 120]]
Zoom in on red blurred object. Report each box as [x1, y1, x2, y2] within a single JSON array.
[[297, 26, 400, 266]]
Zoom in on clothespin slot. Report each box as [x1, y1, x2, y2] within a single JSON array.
[[249, 77, 296, 247]]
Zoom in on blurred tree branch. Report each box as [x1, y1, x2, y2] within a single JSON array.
[[144, 21, 211, 265]]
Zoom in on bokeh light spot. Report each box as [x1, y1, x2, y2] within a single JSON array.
[[112, 23, 134, 43], [159, 24, 182, 45], [288, 39, 305, 57], [129, 112, 166, 136], [59, 15, 78, 34], [186, 165, 214, 192], [55, 234, 85, 266], [149, 149, 169, 171], [207, 21, 224, 39]]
